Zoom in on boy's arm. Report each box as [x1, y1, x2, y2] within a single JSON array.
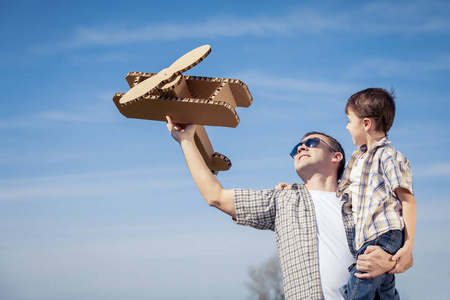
[[166, 116, 236, 218], [390, 187, 417, 273]]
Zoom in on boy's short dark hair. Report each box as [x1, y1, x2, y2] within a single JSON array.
[[302, 131, 346, 180], [345, 88, 396, 134]]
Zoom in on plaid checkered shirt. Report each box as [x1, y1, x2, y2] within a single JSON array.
[[234, 183, 355, 299], [337, 137, 414, 251]]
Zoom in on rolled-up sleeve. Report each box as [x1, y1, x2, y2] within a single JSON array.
[[233, 188, 277, 231]]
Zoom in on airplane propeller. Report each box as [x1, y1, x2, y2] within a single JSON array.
[[119, 45, 211, 104]]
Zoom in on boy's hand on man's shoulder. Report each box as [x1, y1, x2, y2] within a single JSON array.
[[275, 183, 292, 190]]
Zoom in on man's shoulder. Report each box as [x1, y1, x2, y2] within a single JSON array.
[[291, 183, 305, 190]]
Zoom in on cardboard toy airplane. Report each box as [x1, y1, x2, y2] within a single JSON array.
[[113, 45, 253, 174]]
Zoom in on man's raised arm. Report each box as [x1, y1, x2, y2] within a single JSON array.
[[166, 116, 236, 217]]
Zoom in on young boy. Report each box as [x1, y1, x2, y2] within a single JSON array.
[[337, 88, 416, 300]]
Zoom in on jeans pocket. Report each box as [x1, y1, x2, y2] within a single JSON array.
[[382, 230, 404, 254]]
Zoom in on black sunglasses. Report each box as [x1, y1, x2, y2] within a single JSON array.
[[290, 137, 337, 158]]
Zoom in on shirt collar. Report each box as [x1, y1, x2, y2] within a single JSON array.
[[358, 136, 390, 153]]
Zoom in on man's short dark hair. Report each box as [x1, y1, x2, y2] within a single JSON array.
[[302, 131, 346, 180]]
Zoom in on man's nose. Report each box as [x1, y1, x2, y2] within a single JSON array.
[[297, 145, 307, 154]]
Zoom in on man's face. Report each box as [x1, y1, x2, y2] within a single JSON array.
[[293, 134, 335, 176]]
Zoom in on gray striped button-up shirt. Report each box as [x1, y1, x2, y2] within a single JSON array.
[[234, 183, 354, 300]]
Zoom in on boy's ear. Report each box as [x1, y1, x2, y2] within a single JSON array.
[[363, 117, 372, 132]]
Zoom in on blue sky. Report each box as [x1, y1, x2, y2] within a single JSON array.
[[1, 0, 449, 299]]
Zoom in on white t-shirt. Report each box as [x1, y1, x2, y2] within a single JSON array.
[[309, 190, 356, 300], [348, 157, 364, 223]]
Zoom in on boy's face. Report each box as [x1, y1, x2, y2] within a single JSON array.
[[346, 109, 366, 146]]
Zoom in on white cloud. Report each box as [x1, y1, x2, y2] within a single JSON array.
[[419, 198, 450, 222], [38, 111, 103, 123], [57, 12, 345, 49], [0, 117, 30, 129], [31, 2, 450, 52], [0, 110, 112, 129], [414, 162, 450, 178], [344, 55, 450, 79], [235, 70, 356, 96], [37, 103, 119, 123], [0, 91, 120, 129], [360, 1, 450, 34], [0, 167, 189, 202]]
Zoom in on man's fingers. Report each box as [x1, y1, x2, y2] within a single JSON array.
[[167, 115, 176, 127], [391, 253, 400, 261], [355, 261, 373, 274], [363, 245, 378, 254], [356, 265, 368, 273], [354, 272, 371, 279], [166, 116, 174, 131], [166, 115, 182, 131]]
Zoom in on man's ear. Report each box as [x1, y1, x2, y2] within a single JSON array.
[[332, 152, 343, 163]]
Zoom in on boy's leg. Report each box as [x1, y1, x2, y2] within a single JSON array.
[[375, 230, 403, 299], [340, 261, 386, 300], [378, 273, 400, 299], [340, 230, 403, 300]]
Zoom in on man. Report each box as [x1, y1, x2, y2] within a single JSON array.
[[165, 116, 412, 299]]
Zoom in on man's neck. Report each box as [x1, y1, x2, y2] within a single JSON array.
[[303, 173, 338, 192]]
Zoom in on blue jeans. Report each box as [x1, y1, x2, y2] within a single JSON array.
[[340, 230, 404, 300]]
